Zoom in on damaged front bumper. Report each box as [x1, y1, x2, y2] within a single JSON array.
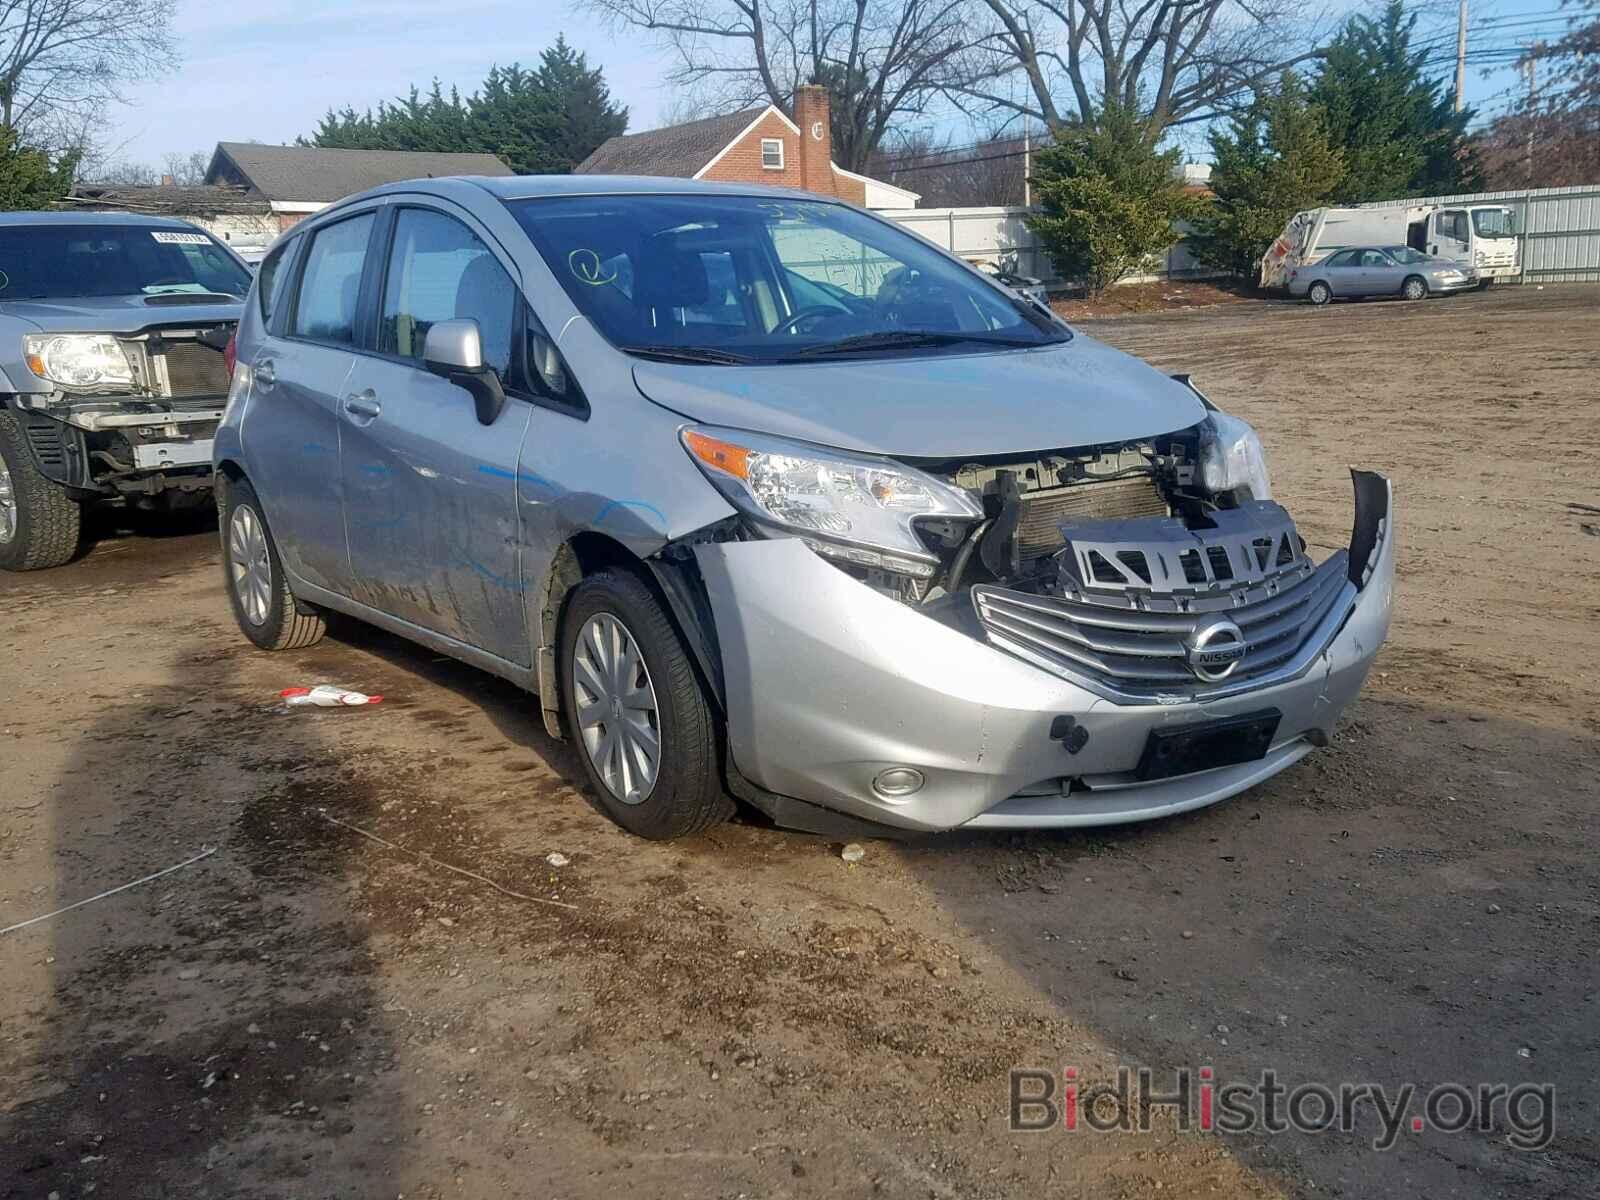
[[695, 472, 1394, 833]]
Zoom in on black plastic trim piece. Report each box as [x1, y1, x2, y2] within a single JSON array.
[[723, 751, 924, 841], [644, 554, 726, 713], [1347, 469, 1389, 586]]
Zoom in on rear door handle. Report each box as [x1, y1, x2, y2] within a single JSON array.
[[254, 359, 276, 391], [344, 390, 381, 420]]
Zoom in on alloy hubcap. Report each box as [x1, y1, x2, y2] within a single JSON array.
[[572, 613, 661, 805], [228, 505, 273, 626], [0, 458, 15, 544]]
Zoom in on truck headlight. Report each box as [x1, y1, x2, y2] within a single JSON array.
[[1199, 411, 1272, 501], [682, 425, 982, 577], [23, 334, 135, 389]]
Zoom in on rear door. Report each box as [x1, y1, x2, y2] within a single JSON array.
[[339, 203, 532, 666], [1358, 249, 1399, 295], [243, 209, 379, 592], [1318, 249, 1360, 293]]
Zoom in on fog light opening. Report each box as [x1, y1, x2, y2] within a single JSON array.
[[873, 767, 925, 800]]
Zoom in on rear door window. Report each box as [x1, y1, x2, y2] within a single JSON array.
[[292, 214, 374, 345], [378, 208, 516, 378]]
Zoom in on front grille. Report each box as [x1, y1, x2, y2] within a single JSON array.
[[1015, 476, 1167, 560], [154, 341, 230, 398], [973, 555, 1352, 701]]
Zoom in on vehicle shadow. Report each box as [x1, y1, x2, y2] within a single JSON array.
[[0, 641, 406, 1198], [73, 498, 219, 564], [895, 695, 1600, 1197]]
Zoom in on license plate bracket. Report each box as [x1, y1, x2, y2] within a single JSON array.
[[1135, 708, 1282, 782]]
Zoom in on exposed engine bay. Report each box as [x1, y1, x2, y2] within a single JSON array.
[[11, 322, 233, 504], [848, 421, 1256, 605]]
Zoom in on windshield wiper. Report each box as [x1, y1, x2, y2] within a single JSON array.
[[619, 344, 751, 365], [788, 330, 1042, 358]]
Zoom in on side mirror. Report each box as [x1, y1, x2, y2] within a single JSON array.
[[424, 319, 505, 426]]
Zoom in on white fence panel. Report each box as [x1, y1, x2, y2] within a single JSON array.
[[883, 205, 1220, 287]]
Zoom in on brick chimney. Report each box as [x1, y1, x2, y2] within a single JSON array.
[[792, 84, 835, 197]]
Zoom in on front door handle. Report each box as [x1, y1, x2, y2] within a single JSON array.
[[344, 390, 381, 420]]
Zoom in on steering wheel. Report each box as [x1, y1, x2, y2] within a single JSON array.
[[772, 306, 842, 336]]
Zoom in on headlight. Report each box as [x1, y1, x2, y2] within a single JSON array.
[[682, 425, 982, 578], [23, 334, 136, 389], [1198, 411, 1272, 501]]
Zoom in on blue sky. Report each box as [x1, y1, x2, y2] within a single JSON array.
[[103, 1, 680, 166], [100, 0, 1576, 170]]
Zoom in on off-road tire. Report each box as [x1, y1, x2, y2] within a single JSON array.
[[559, 568, 732, 840], [220, 477, 325, 651], [1308, 281, 1332, 306], [0, 410, 81, 572], [1402, 275, 1428, 301]]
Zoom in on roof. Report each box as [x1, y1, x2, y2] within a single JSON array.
[[0, 210, 207, 228], [208, 142, 513, 203], [63, 183, 269, 216], [574, 108, 767, 178]]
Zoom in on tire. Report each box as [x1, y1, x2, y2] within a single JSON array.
[[559, 568, 732, 840], [1307, 281, 1332, 306], [220, 477, 325, 651], [1402, 275, 1428, 301], [0, 410, 81, 572]]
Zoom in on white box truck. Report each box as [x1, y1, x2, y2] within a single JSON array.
[[1260, 202, 1520, 290]]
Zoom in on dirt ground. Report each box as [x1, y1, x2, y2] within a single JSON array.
[[2, 284, 1597, 1199]]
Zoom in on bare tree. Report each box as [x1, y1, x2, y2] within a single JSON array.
[[956, 0, 1331, 140], [162, 149, 209, 185], [0, 0, 179, 151], [579, 0, 999, 171]]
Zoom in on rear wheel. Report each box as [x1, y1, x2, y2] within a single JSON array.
[[221, 477, 325, 651], [1307, 281, 1332, 306], [1402, 275, 1428, 301], [559, 568, 732, 839], [0, 410, 81, 572]]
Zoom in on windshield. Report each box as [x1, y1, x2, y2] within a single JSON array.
[[0, 224, 251, 301], [504, 194, 1066, 362], [1472, 208, 1516, 239], [1386, 247, 1432, 264]]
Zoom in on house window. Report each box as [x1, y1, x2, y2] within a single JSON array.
[[760, 138, 784, 170]]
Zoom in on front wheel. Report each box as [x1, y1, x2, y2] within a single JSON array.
[[1307, 281, 1332, 306], [221, 477, 325, 651], [559, 568, 732, 839], [1402, 276, 1428, 301], [0, 410, 81, 572]]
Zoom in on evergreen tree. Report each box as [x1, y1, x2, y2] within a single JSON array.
[[302, 40, 627, 174], [0, 128, 78, 210], [1311, 0, 1480, 202], [1026, 103, 1203, 296], [1190, 72, 1345, 279]]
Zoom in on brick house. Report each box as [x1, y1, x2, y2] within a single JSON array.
[[575, 85, 919, 209]]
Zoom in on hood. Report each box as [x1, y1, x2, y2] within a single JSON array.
[[0, 293, 243, 334], [631, 334, 1208, 457]]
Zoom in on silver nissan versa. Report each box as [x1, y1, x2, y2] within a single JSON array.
[[215, 176, 1395, 840]]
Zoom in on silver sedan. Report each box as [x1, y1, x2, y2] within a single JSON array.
[[1287, 246, 1474, 305]]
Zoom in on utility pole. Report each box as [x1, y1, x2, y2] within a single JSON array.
[[1453, 0, 1468, 113], [1524, 45, 1539, 185], [1022, 130, 1032, 208]]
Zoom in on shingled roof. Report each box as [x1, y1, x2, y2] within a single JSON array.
[[64, 183, 270, 216], [575, 108, 767, 178], [207, 143, 513, 203]]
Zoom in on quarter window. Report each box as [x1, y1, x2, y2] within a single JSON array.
[[761, 138, 784, 169], [257, 237, 297, 325], [379, 208, 516, 378], [292, 214, 374, 344]]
